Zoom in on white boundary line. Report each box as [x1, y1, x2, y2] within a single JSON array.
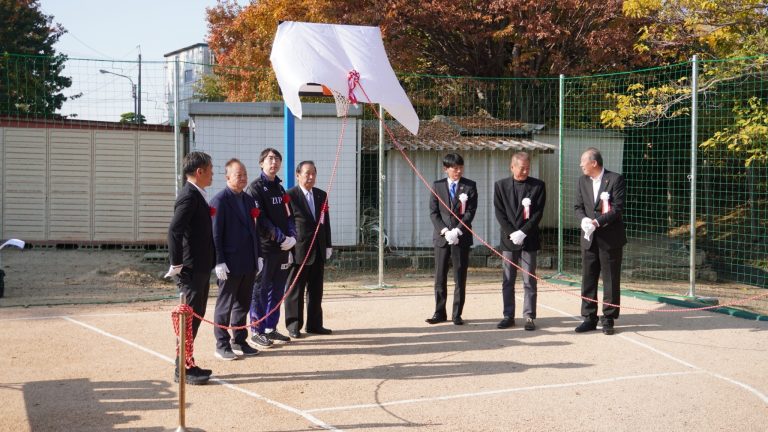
[[526, 299, 768, 404], [61, 316, 342, 431], [14, 293, 767, 415], [306, 370, 702, 413]]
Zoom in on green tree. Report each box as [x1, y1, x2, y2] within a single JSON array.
[[119, 112, 146, 125], [0, 0, 72, 116]]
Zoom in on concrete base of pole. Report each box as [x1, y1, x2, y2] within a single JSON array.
[[685, 295, 719, 305], [362, 283, 395, 290]]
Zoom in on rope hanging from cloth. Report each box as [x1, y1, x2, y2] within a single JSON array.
[[347, 70, 360, 105]]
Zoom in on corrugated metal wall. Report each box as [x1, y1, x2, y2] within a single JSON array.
[[191, 113, 360, 246], [0, 127, 175, 243], [384, 150, 545, 248]]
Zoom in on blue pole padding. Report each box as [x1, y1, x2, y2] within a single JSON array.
[[284, 103, 295, 189]]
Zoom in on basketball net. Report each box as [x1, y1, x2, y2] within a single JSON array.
[[331, 88, 352, 117]]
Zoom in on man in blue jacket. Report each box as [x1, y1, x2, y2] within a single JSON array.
[[246, 148, 296, 347], [210, 158, 261, 360]]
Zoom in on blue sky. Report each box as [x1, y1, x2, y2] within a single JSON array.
[[38, 1, 247, 122], [40, 0, 229, 61]]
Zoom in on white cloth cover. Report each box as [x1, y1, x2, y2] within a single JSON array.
[[0, 239, 25, 250], [271, 21, 420, 135]]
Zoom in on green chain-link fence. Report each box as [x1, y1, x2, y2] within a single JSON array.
[[0, 52, 766, 308]]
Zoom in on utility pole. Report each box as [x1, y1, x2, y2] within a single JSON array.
[[138, 50, 142, 124]]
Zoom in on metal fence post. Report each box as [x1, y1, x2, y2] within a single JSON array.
[[174, 58, 182, 196], [557, 73, 565, 274], [688, 55, 698, 298]]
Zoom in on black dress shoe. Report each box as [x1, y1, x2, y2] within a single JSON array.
[[425, 314, 447, 325], [497, 316, 514, 329], [174, 367, 210, 385], [574, 318, 598, 333], [306, 327, 332, 335], [601, 317, 615, 335], [452, 316, 464, 325], [288, 330, 301, 339], [192, 365, 212, 376]]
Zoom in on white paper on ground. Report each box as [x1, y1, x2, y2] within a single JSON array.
[[271, 21, 420, 135]]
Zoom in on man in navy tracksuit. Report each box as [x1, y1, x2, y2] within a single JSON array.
[[245, 148, 296, 347]]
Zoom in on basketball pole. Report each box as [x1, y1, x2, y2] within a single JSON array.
[[284, 104, 296, 189]]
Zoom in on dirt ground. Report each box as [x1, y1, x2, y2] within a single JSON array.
[[1, 271, 766, 431], [1, 249, 766, 317]]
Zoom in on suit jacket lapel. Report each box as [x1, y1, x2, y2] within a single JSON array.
[[512, 180, 526, 221], [226, 188, 249, 227]]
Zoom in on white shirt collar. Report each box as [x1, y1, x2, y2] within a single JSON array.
[[299, 185, 312, 196], [188, 181, 207, 200], [591, 168, 605, 183]]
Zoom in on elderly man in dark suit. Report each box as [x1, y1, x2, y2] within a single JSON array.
[[426, 153, 478, 326], [210, 158, 261, 360], [285, 161, 333, 338], [166, 151, 216, 385], [493, 152, 546, 331], [574, 147, 627, 335]]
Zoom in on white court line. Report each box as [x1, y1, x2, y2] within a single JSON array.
[[62, 316, 342, 432], [2, 311, 161, 322], [536, 295, 768, 404], [308, 297, 767, 413], [17, 293, 768, 411], [306, 371, 702, 413]]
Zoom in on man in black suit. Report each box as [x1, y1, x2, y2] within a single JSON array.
[[166, 151, 216, 385], [493, 152, 546, 331], [426, 153, 478, 325], [285, 161, 333, 338], [574, 147, 627, 335], [210, 158, 261, 360]]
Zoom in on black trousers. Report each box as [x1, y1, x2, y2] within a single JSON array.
[[213, 272, 255, 349], [285, 260, 325, 333], [581, 242, 623, 319], [433, 244, 470, 319], [176, 269, 211, 340]]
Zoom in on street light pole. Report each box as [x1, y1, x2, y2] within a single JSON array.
[[99, 69, 139, 124]]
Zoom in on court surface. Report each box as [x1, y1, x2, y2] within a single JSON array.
[[1, 278, 766, 431]]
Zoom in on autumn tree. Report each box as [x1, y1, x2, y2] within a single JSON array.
[[206, 0, 336, 102], [603, 0, 768, 166], [0, 0, 72, 116], [206, 1, 650, 101]]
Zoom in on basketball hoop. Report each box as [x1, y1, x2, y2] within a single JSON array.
[[330, 88, 352, 117], [295, 83, 351, 117]]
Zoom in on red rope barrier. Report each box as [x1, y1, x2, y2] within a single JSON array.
[[353, 80, 768, 314], [171, 304, 195, 369]]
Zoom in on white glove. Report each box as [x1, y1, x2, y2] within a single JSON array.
[[440, 227, 448, 236], [326, 248, 333, 260], [280, 236, 296, 251], [215, 263, 230, 281], [444, 229, 459, 245], [164, 264, 182, 278], [581, 218, 596, 240], [257, 257, 264, 273], [510, 230, 527, 245], [450, 227, 463, 238]]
